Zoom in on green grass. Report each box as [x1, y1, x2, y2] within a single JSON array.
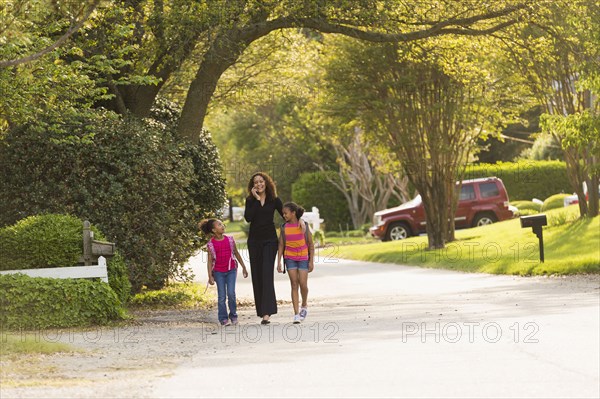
[[335, 205, 600, 276], [129, 282, 213, 309], [224, 220, 244, 232], [1, 332, 75, 356]]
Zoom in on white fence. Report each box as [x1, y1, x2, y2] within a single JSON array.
[[0, 256, 109, 283]]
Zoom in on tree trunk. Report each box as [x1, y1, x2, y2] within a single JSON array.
[[587, 174, 599, 217]]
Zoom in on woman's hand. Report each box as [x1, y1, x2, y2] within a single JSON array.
[[251, 187, 260, 200], [299, 218, 307, 234], [308, 260, 314, 273], [277, 263, 283, 273], [242, 267, 248, 278], [209, 276, 215, 285]]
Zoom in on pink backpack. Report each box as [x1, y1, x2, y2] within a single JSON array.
[[206, 236, 237, 271]]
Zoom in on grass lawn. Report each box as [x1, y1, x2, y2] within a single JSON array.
[[335, 205, 600, 275]]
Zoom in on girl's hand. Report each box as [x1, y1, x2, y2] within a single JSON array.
[[209, 276, 215, 285], [242, 267, 248, 278], [277, 263, 283, 273], [251, 187, 260, 200], [308, 261, 314, 273]]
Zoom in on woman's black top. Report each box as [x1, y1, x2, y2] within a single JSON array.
[[244, 196, 283, 241]]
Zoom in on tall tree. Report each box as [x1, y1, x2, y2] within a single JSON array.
[[495, 0, 600, 217], [1, 0, 531, 143], [322, 36, 511, 249]]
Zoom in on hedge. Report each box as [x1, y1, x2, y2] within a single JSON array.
[[0, 104, 226, 291], [463, 160, 571, 201], [0, 214, 131, 304], [0, 274, 126, 329]]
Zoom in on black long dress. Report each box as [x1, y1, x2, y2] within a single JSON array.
[[244, 196, 283, 317]]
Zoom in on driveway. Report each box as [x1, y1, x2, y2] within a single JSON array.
[[152, 250, 600, 398]]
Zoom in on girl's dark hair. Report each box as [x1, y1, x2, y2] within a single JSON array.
[[199, 218, 218, 235], [247, 172, 277, 201], [283, 202, 305, 219]]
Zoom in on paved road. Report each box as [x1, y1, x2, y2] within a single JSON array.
[[153, 250, 600, 398]]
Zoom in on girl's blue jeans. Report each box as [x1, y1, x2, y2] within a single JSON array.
[[213, 269, 237, 322]]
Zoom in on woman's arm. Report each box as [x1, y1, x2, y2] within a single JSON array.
[[244, 196, 259, 222], [307, 231, 315, 273], [275, 197, 283, 218], [277, 230, 284, 273], [233, 242, 248, 278]]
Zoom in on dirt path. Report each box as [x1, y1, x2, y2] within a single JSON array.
[[1, 254, 599, 398]]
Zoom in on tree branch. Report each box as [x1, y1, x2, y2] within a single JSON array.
[[0, 0, 101, 67]]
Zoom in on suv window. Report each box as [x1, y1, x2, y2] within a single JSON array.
[[480, 182, 500, 198], [459, 185, 476, 201]]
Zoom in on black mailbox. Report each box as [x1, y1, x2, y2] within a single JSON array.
[[520, 214, 547, 229], [520, 214, 548, 262]]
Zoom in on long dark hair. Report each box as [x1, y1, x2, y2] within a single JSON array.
[[247, 172, 277, 201], [283, 202, 305, 219]]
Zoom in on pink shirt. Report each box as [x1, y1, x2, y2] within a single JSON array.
[[210, 236, 237, 272]]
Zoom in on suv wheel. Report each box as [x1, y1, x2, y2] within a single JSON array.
[[385, 222, 411, 241], [473, 213, 497, 227]]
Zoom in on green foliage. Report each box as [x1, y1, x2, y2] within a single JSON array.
[[520, 133, 564, 161], [130, 283, 211, 309], [464, 161, 571, 201], [106, 252, 132, 305], [0, 214, 82, 271], [0, 214, 132, 303], [511, 200, 541, 213], [542, 194, 571, 212], [0, 108, 225, 292], [292, 171, 352, 231], [0, 274, 126, 329]]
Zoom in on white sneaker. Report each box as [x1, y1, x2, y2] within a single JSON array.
[[293, 314, 301, 324], [299, 307, 308, 321]]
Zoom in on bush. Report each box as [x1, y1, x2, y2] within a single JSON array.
[[0, 107, 226, 292], [0, 214, 82, 271], [463, 161, 570, 201], [511, 200, 541, 213], [0, 274, 126, 329], [292, 171, 352, 230], [542, 194, 570, 212], [130, 283, 211, 308], [0, 214, 132, 303]]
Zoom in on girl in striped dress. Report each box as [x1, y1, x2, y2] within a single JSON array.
[[277, 202, 315, 324]]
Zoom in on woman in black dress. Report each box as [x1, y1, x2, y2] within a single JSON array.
[[244, 172, 283, 324]]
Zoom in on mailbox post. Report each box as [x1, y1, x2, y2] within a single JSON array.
[[520, 214, 548, 262]]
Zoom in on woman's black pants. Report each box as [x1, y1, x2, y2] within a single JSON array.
[[247, 239, 278, 317]]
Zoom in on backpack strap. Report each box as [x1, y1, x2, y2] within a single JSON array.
[[206, 240, 216, 270], [227, 235, 237, 270]]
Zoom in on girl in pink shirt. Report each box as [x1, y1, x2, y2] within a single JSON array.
[[199, 218, 248, 326]]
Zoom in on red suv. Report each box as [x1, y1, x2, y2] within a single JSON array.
[[370, 177, 516, 241]]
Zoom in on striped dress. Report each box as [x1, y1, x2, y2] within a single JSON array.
[[283, 223, 309, 261]]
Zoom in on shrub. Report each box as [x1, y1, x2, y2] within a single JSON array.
[[511, 200, 541, 213], [463, 161, 570, 201], [542, 194, 571, 212], [0, 214, 82, 271], [0, 214, 132, 303], [0, 107, 225, 292], [292, 171, 352, 230], [0, 274, 126, 329], [129, 283, 211, 308]]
